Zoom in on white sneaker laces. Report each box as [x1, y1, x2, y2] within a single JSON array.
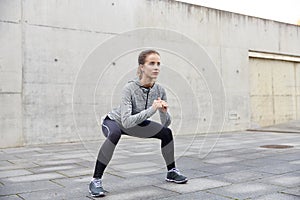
[[93, 179, 102, 188], [171, 168, 181, 175]]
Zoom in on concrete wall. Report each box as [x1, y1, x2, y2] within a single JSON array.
[[0, 0, 23, 147], [1, 0, 300, 147]]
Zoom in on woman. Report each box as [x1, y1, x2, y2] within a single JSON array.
[[89, 49, 188, 197]]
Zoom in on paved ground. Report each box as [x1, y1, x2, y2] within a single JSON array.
[[0, 130, 299, 200]]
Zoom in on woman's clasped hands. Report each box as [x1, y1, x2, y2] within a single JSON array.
[[152, 97, 168, 113]]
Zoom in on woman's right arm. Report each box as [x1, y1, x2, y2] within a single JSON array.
[[120, 85, 157, 129]]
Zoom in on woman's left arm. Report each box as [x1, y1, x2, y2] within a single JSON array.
[[159, 88, 171, 127]]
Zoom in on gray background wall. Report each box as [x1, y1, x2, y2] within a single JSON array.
[[0, 0, 299, 148]]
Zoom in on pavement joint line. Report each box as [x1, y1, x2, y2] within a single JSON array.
[[280, 191, 300, 197], [25, 168, 35, 174], [151, 184, 182, 194], [85, 195, 94, 200], [205, 190, 236, 200], [202, 182, 235, 191], [54, 171, 81, 178], [106, 171, 126, 179], [31, 161, 42, 167], [16, 194, 25, 200], [6, 160, 16, 165], [249, 166, 299, 175], [49, 179, 65, 187]]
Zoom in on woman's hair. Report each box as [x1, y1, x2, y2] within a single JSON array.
[[137, 49, 160, 79]]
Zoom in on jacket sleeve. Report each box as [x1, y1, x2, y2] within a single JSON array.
[[120, 85, 157, 129], [159, 87, 171, 127]]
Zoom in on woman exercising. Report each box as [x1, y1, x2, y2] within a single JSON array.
[[89, 49, 188, 197]]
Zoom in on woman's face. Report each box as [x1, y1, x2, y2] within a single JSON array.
[[141, 53, 161, 80]]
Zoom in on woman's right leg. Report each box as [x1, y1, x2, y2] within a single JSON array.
[[93, 118, 123, 179]]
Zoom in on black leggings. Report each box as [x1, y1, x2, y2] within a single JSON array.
[[93, 116, 176, 178]]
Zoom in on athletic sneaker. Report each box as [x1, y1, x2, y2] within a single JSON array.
[[166, 168, 188, 184], [89, 178, 106, 197]]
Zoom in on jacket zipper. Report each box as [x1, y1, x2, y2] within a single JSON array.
[[145, 89, 150, 109]]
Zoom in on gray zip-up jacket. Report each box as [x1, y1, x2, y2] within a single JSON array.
[[108, 78, 171, 129]]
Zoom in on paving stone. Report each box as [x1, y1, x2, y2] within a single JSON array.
[[38, 145, 87, 153], [53, 152, 92, 160], [258, 172, 300, 188], [25, 154, 60, 164], [0, 180, 60, 196], [179, 151, 197, 156], [109, 154, 164, 166], [76, 160, 95, 168], [93, 185, 177, 200], [199, 163, 251, 175], [208, 181, 286, 199], [156, 178, 231, 193], [145, 168, 211, 183], [9, 152, 49, 160], [0, 154, 19, 161], [0, 163, 39, 171], [2, 173, 66, 183], [255, 192, 299, 200], [111, 161, 160, 171], [207, 169, 272, 183], [251, 163, 300, 175], [224, 148, 265, 155], [175, 156, 211, 170], [268, 153, 300, 161], [106, 153, 128, 160], [101, 167, 132, 178], [52, 175, 91, 185], [33, 158, 86, 166], [2, 147, 43, 154], [281, 188, 300, 196], [58, 167, 92, 178], [238, 157, 287, 167], [103, 175, 162, 193], [178, 168, 213, 179], [0, 195, 23, 200], [289, 160, 300, 165], [0, 160, 12, 167], [6, 158, 38, 166], [28, 164, 80, 173], [159, 191, 231, 200], [81, 155, 97, 162], [18, 187, 91, 200], [235, 152, 272, 160], [204, 151, 237, 158], [203, 157, 244, 164], [0, 169, 32, 178]]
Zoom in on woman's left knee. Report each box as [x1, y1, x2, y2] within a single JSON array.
[[163, 127, 173, 140]]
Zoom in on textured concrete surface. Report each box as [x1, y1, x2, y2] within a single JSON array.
[[1, 0, 300, 147], [0, 130, 299, 199]]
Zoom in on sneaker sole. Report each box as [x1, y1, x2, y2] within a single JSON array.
[[89, 190, 105, 197], [165, 178, 188, 184]]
